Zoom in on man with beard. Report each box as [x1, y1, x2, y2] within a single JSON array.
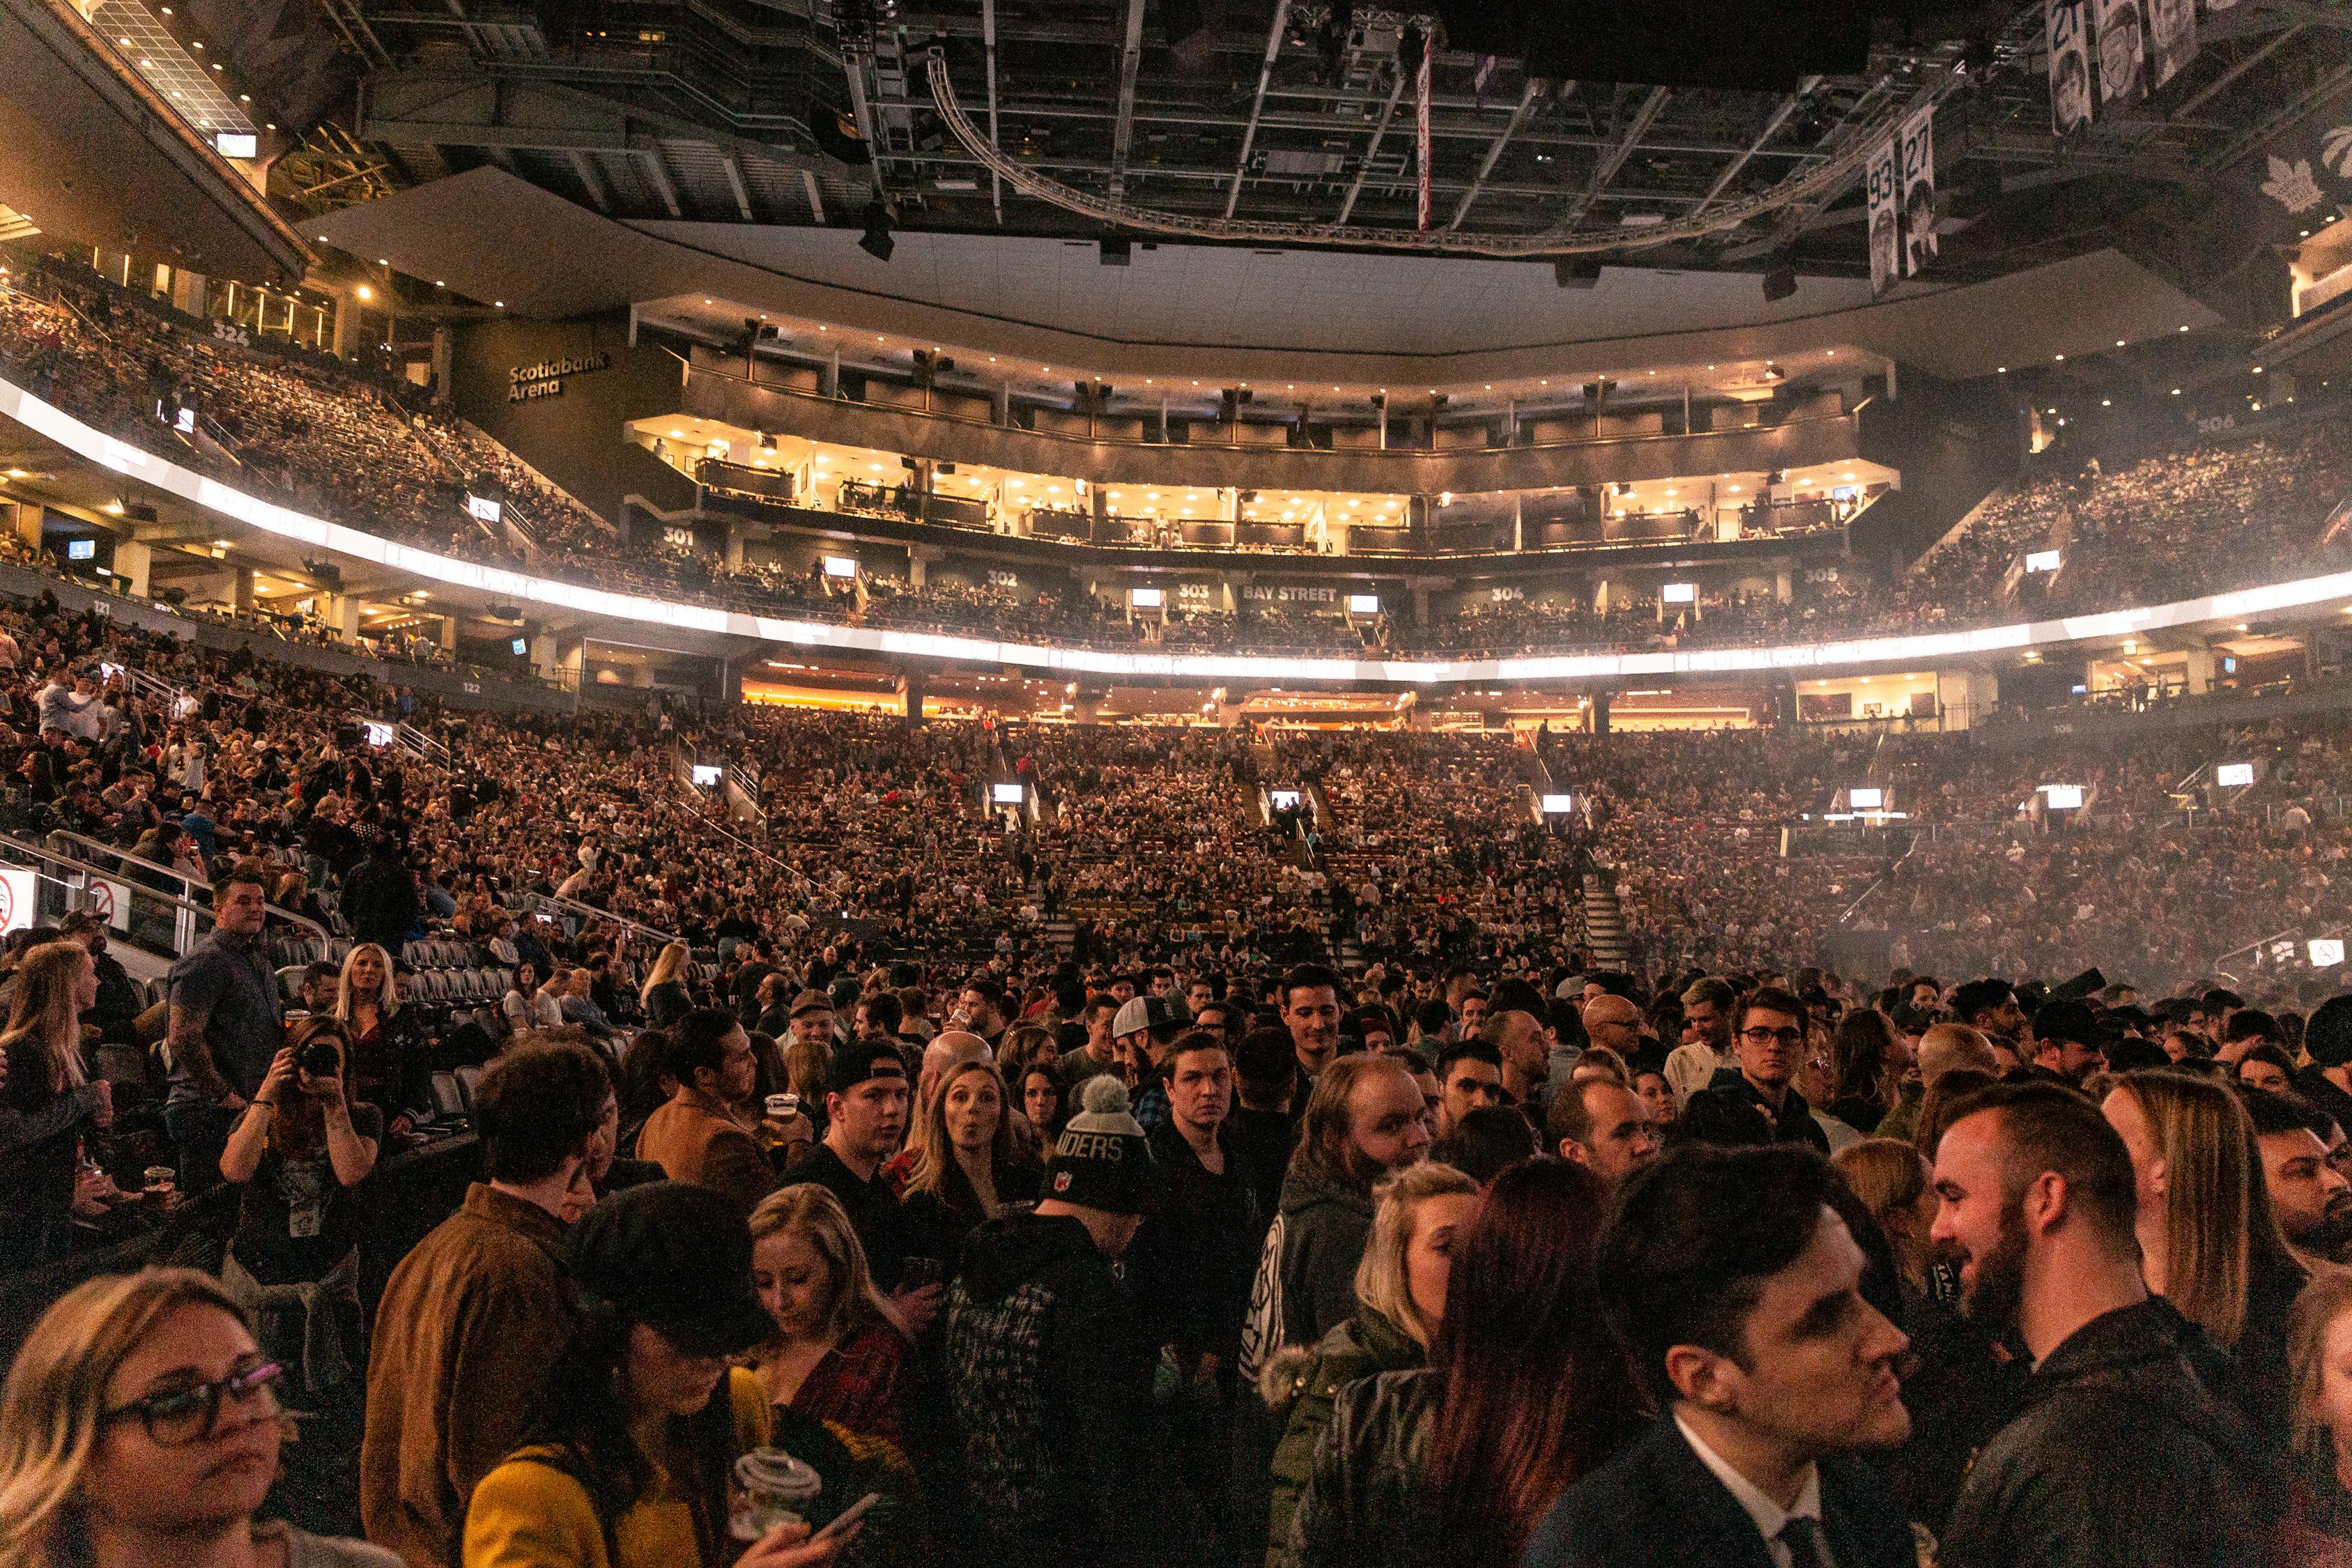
[[2245, 1088, 2352, 1263], [1928, 1082, 2267, 1568]]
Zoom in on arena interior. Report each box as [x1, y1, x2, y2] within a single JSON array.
[[0, 1, 2350, 1565]]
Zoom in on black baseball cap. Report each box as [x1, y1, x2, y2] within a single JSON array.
[[562, 1182, 774, 1357], [828, 1038, 909, 1098]]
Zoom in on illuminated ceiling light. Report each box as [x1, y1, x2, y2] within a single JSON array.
[[354, 284, 372, 300], [105, 500, 125, 515]]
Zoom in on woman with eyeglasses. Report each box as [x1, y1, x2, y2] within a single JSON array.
[[0, 1266, 399, 1567]]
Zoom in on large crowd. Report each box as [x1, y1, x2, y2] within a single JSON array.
[[7, 258, 2352, 665], [0, 558, 2346, 1567]]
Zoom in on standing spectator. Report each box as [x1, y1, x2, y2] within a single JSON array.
[[638, 942, 695, 1028], [1262, 1162, 1479, 1568], [1700, 987, 1829, 1151], [638, 1008, 776, 1218], [56, 909, 139, 1052], [2298, 995, 2352, 1144], [1663, 976, 1737, 1105], [335, 941, 429, 1135], [1227, 1026, 1302, 1220], [1279, 964, 1345, 1089], [799, 1040, 922, 1308], [900, 1059, 1038, 1270], [1240, 1054, 1433, 1390], [360, 1040, 610, 1568], [1524, 1144, 1916, 1568], [461, 1182, 845, 1568], [943, 1077, 1169, 1568], [1930, 1081, 2269, 1568], [1292, 1159, 1641, 1568], [340, 833, 420, 956], [0, 940, 109, 1270], [2245, 1087, 2352, 1262], [0, 1269, 399, 1568], [2101, 1068, 2306, 1442], [2285, 1266, 2352, 1560], [1127, 1031, 1261, 1543], [1434, 1039, 1505, 1137], [1546, 1075, 1660, 1182], [747, 1184, 910, 1443], [162, 865, 283, 1192]]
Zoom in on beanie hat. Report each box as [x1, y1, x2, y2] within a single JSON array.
[[1045, 1076, 1154, 1215]]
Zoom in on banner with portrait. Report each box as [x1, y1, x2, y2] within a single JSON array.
[[2048, 2, 2093, 137], [1866, 134, 1902, 295], [2095, 0, 2146, 105], [1899, 106, 1937, 275], [2148, 0, 2195, 91]]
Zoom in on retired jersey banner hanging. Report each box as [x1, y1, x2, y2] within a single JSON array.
[[2096, 0, 2146, 105], [1900, 106, 1937, 275], [1866, 134, 1902, 294], [2148, 0, 2195, 91], [2049, 2, 2093, 136]]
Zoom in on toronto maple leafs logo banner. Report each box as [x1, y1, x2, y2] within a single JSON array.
[[2048, 1, 2093, 137], [2235, 86, 2352, 243]]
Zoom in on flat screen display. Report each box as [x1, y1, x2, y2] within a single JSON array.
[[2040, 785, 2084, 810], [691, 764, 723, 787], [2216, 762, 2255, 788], [1847, 787, 1884, 810], [991, 783, 1025, 805], [1130, 587, 1165, 609], [1541, 793, 1576, 814], [1661, 583, 1696, 604]]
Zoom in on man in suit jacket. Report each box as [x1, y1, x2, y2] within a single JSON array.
[[1524, 1144, 1916, 1568]]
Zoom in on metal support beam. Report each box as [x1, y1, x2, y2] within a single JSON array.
[[1561, 86, 1670, 226], [841, 48, 889, 193], [1446, 77, 1542, 231], [638, 146, 683, 217], [1107, 0, 1147, 199], [1335, 61, 1407, 226], [570, 147, 611, 208], [720, 151, 755, 220], [981, 0, 1003, 222], [2172, 24, 2303, 122], [1221, 0, 1291, 220], [1692, 76, 1820, 217], [800, 168, 827, 224]]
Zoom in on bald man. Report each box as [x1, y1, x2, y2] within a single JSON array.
[[915, 1029, 992, 1128], [1583, 994, 1643, 1063], [1479, 1009, 1550, 1109]]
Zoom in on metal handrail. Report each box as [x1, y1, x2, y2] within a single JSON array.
[[516, 888, 685, 950], [40, 831, 332, 944], [0, 832, 224, 927]]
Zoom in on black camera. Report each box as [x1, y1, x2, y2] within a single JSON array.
[[295, 1038, 343, 1079]]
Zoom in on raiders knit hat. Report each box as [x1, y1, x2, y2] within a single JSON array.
[[1045, 1077, 1155, 1215]]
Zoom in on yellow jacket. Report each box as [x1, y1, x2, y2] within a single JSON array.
[[461, 1369, 771, 1568]]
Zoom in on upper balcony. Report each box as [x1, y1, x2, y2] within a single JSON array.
[[673, 342, 1866, 499]]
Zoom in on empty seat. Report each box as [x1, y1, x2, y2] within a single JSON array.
[[427, 1072, 466, 1121], [453, 1063, 484, 1110]]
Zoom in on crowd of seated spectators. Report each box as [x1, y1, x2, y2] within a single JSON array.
[[11, 259, 2352, 667]]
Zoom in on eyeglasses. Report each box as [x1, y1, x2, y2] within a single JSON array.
[[103, 1360, 284, 1446], [1740, 1026, 1806, 1047]]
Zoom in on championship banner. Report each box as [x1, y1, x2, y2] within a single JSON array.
[[2148, 0, 2195, 91], [1415, 45, 1434, 232], [2049, 1, 2093, 136], [2096, 0, 2146, 105], [1866, 134, 1901, 294], [1899, 105, 1937, 275]]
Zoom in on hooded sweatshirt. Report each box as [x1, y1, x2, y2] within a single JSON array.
[[943, 1211, 1156, 1568], [1238, 1171, 1376, 1383], [1937, 1296, 2268, 1568]]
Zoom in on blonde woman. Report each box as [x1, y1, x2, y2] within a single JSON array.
[[333, 942, 429, 1132], [640, 941, 693, 1028], [1261, 1162, 1479, 1568], [0, 941, 109, 1270], [900, 1061, 1040, 1269], [0, 1267, 398, 1568], [2103, 1068, 2307, 1436], [2286, 1266, 2352, 1562], [1832, 1137, 1938, 1302], [748, 1185, 909, 1443]]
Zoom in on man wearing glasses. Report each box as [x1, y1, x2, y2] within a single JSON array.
[[1702, 987, 1829, 1152]]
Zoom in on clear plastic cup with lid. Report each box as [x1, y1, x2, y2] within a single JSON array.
[[730, 1447, 822, 1541]]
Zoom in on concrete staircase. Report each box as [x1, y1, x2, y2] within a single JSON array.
[[1581, 870, 1632, 971]]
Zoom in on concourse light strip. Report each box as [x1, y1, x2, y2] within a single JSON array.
[[6, 372, 2348, 686]]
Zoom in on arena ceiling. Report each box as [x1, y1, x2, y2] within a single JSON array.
[[245, 0, 2347, 303]]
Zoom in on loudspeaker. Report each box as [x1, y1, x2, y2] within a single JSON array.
[[1554, 258, 1601, 289], [1100, 237, 1132, 266], [1761, 263, 1799, 302]]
